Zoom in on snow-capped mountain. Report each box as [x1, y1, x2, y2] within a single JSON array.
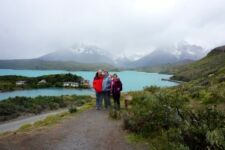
[[39, 45, 114, 64], [131, 49, 178, 68], [38, 42, 206, 68], [128, 41, 206, 68], [175, 41, 207, 60]]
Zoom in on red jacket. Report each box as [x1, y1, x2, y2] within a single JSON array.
[[93, 77, 103, 93]]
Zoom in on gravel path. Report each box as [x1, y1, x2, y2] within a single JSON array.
[[0, 109, 67, 133], [0, 109, 148, 150]]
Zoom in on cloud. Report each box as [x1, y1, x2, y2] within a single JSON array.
[[0, 0, 225, 59]]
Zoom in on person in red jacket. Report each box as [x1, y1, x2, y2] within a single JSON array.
[[93, 70, 104, 110]]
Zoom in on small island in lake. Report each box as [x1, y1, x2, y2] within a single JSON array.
[[0, 73, 90, 92]]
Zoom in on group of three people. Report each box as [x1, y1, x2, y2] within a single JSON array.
[[93, 70, 123, 110]]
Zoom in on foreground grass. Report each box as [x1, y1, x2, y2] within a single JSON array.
[[0, 101, 94, 137], [126, 133, 149, 144]]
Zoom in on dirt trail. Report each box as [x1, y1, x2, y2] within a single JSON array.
[[0, 109, 148, 150], [0, 109, 67, 133]]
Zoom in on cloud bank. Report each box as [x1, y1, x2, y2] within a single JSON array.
[[0, 0, 225, 59]]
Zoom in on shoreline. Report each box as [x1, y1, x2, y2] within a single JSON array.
[[0, 88, 94, 101], [0, 87, 91, 93], [161, 78, 184, 83]]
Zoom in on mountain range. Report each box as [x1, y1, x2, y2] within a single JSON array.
[[0, 59, 117, 71], [38, 42, 207, 68], [0, 42, 208, 71], [129, 41, 206, 68], [39, 45, 114, 64]]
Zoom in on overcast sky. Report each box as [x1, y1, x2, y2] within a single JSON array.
[[0, 0, 225, 59]]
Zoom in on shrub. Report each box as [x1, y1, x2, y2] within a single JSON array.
[[144, 86, 160, 93], [69, 106, 77, 113], [123, 90, 225, 150], [149, 129, 189, 150], [124, 91, 187, 136]]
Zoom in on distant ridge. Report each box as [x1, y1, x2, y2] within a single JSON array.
[[207, 45, 225, 55], [0, 59, 117, 71], [171, 45, 225, 81], [0, 42, 208, 70], [39, 45, 114, 64]]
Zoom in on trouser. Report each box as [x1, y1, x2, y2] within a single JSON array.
[[113, 93, 121, 110], [102, 91, 111, 109], [96, 92, 103, 109]]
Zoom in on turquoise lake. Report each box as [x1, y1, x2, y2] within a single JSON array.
[[0, 69, 177, 100]]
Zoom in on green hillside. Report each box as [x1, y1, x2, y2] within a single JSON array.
[[171, 45, 225, 82], [135, 59, 194, 73], [0, 59, 118, 71], [122, 45, 225, 149]]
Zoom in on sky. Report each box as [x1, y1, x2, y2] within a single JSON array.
[[0, 0, 225, 59]]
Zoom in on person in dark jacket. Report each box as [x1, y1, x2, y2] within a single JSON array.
[[93, 70, 103, 110], [111, 74, 123, 110], [102, 70, 111, 109]]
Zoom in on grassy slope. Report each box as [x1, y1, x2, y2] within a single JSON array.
[[137, 59, 194, 73], [171, 46, 225, 82], [170, 46, 225, 105]]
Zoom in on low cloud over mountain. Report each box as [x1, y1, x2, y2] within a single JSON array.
[[38, 42, 206, 68], [39, 45, 114, 64], [118, 41, 207, 68]]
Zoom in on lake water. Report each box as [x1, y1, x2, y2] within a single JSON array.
[[0, 69, 177, 100]]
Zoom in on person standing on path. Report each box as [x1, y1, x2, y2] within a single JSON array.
[[111, 74, 123, 110], [93, 70, 104, 110], [102, 70, 111, 110]]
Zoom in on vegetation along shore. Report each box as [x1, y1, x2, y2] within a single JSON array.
[[0, 73, 90, 92]]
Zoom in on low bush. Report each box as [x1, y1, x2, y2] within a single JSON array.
[[69, 106, 77, 113], [123, 89, 225, 149]]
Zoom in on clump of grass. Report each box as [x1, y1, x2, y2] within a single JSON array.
[[79, 101, 95, 112], [109, 109, 121, 120], [18, 124, 33, 132], [34, 116, 60, 127], [126, 133, 149, 144]]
